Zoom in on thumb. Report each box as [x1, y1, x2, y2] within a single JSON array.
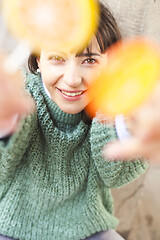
[[103, 138, 141, 160]]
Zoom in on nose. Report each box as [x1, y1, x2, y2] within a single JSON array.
[[63, 62, 82, 88]]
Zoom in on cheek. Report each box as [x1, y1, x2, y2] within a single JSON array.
[[40, 67, 60, 86], [82, 67, 101, 86]]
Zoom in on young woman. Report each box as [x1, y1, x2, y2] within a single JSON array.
[[0, 1, 148, 239]]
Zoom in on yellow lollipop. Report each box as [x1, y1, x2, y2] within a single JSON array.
[[1, 0, 99, 53], [87, 38, 160, 117]]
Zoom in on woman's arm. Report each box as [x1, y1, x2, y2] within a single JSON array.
[[103, 81, 160, 163], [90, 116, 148, 188], [0, 112, 37, 183], [0, 51, 35, 182], [0, 51, 34, 130]]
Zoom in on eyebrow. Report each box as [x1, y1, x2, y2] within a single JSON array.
[[75, 53, 101, 57]]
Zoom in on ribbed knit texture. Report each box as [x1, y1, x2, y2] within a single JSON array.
[[0, 73, 148, 240]]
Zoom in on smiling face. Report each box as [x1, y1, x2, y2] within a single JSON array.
[[37, 37, 108, 114]]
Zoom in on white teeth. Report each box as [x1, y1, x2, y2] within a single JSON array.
[[61, 90, 83, 96]]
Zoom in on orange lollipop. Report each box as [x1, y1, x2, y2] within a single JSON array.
[[1, 0, 99, 54], [86, 38, 160, 117]]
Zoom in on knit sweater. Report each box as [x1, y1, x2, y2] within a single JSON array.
[[0, 73, 148, 240]]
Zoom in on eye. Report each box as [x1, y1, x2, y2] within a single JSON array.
[[82, 58, 97, 65], [49, 56, 65, 63]]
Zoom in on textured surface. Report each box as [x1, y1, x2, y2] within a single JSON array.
[[105, 0, 160, 41]]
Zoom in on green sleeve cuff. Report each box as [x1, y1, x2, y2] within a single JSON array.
[[90, 118, 148, 188], [0, 112, 37, 182]]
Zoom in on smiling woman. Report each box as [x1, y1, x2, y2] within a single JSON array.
[[28, 1, 122, 117], [35, 37, 107, 114], [0, 1, 148, 240]]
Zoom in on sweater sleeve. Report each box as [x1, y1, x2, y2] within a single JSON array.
[[0, 112, 37, 183], [90, 117, 148, 188]]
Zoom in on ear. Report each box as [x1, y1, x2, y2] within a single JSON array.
[[36, 56, 40, 69], [102, 49, 108, 58], [100, 51, 108, 69]]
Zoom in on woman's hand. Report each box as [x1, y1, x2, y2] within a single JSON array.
[[103, 81, 160, 163], [0, 51, 34, 132]]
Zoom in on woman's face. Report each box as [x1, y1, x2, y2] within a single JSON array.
[[37, 37, 107, 114]]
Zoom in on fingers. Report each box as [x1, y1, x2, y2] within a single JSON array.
[[103, 136, 160, 163], [103, 81, 160, 163]]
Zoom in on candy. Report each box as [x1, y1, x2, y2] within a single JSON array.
[[86, 38, 160, 117], [2, 0, 99, 53]]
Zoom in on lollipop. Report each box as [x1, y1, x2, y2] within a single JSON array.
[[86, 38, 160, 117], [1, 0, 99, 54]]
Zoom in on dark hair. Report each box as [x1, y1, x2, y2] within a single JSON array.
[[28, 1, 122, 124]]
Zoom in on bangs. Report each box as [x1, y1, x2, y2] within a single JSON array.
[[76, 37, 101, 57]]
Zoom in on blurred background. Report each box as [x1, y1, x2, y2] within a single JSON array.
[[105, 1, 160, 239], [0, 0, 160, 239]]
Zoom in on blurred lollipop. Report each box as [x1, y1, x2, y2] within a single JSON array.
[[86, 38, 160, 117], [1, 0, 99, 54]]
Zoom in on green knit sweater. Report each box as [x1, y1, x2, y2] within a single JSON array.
[[0, 73, 147, 240]]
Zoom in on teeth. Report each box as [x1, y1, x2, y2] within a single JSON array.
[[61, 90, 83, 96]]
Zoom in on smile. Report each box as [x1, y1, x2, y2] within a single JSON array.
[[61, 90, 83, 97], [57, 87, 85, 97], [56, 88, 86, 101]]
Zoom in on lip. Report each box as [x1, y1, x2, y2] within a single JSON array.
[[56, 87, 87, 101]]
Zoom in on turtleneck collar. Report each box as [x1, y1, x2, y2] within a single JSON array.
[[27, 73, 82, 127]]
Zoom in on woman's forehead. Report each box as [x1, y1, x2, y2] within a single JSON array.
[[41, 36, 101, 57]]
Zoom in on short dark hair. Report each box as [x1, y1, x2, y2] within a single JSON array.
[[28, 1, 121, 74], [28, 1, 122, 124], [95, 1, 121, 52]]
